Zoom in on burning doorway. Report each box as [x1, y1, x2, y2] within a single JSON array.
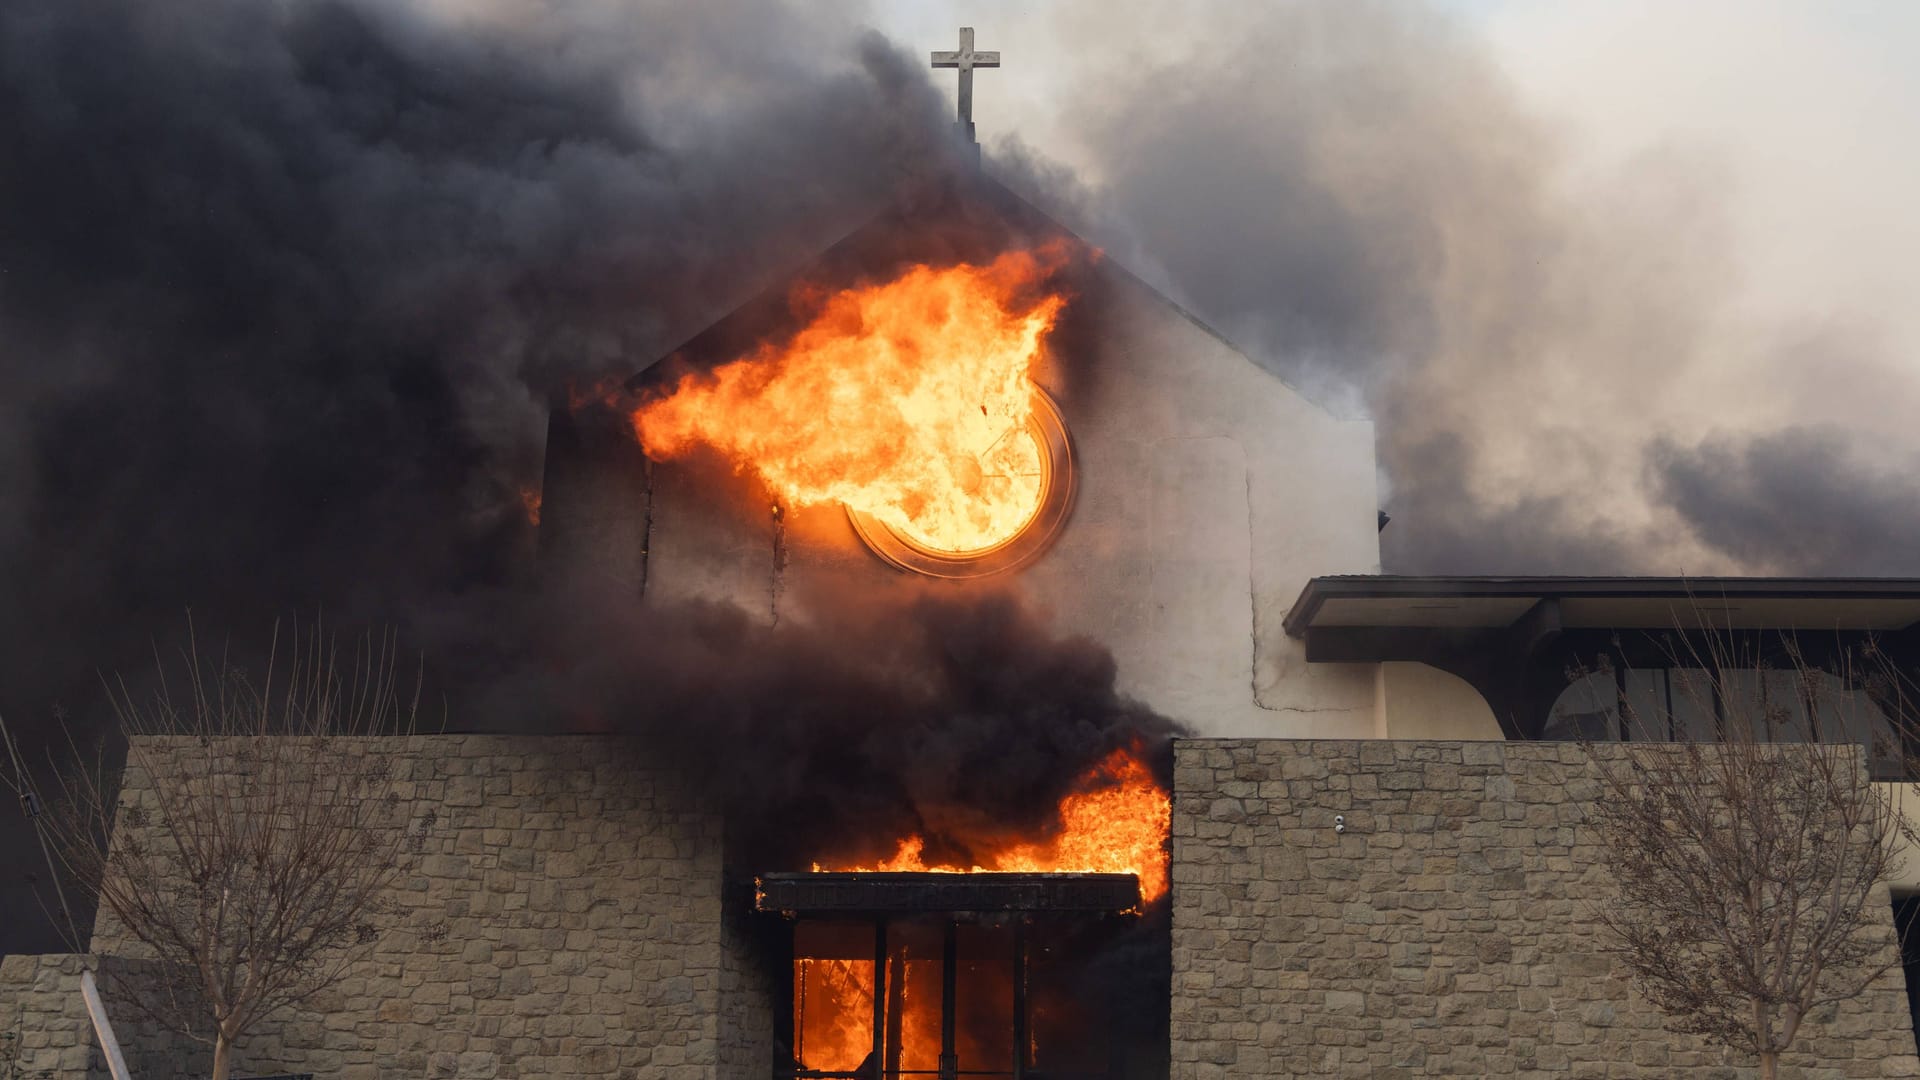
[[758, 872, 1149, 1079]]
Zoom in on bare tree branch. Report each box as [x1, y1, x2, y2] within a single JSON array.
[[1580, 617, 1917, 1079], [34, 619, 428, 1080]]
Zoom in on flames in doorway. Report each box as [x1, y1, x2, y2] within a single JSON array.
[[782, 743, 1171, 1077], [790, 920, 1029, 1077]]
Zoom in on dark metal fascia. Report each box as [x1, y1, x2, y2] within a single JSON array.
[[1284, 575, 1920, 637]]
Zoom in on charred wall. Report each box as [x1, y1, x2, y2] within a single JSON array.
[[718, 872, 780, 1076], [550, 245, 1386, 742]]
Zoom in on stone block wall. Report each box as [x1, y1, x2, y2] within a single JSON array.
[[27, 733, 1917, 1078], [81, 734, 736, 1079], [717, 876, 778, 1076], [0, 954, 208, 1079], [1170, 739, 1920, 1077], [0, 954, 97, 1080]]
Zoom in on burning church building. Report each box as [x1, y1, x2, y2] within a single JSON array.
[[8, 27, 1920, 1080]]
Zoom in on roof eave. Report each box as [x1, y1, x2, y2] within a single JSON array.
[[1284, 574, 1920, 638]]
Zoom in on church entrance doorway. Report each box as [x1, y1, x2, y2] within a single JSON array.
[[758, 872, 1148, 1079]]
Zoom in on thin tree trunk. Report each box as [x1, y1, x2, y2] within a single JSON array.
[[1755, 999, 1777, 1080], [211, 1032, 232, 1080]]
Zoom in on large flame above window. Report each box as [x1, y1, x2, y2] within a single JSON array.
[[632, 245, 1075, 574], [815, 744, 1171, 905]]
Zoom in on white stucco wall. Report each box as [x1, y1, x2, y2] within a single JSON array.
[[1372, 661, 1504, 741], [1884, 782, 1920, 896], [1015, 274, 1381, 737], [636, 263, 1385, 739]]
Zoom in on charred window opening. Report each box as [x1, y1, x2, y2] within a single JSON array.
[[760, 872, 1159, 1080]]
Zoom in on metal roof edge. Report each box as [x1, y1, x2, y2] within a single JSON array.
[[1284, 575, 1920, 637]]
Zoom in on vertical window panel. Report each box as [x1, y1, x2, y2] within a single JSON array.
[[792, 921, 878, 1075], [1545, 671, 1619, 741]]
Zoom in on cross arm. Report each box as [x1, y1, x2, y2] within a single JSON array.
[[930, 51, 1001, 69]]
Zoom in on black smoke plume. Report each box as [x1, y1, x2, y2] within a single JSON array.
[[0, 0, 1184, 960], [1652, 427, 1920, 576], [488, 578, 1180, 870], [0, 0, 968, 954]]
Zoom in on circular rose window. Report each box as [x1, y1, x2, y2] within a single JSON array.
[[847, 385, 1075, 578]]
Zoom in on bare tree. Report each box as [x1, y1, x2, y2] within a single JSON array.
[[1580, 630, 1919, 1079], [35, 623, 424, 1080]]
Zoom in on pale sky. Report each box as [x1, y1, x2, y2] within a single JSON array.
[[879, 0, 1920, 393], [867, 1, 1920, 573]]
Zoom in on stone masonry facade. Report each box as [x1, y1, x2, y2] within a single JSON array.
[[1171, 739, 1920, 1077], [0, 954, 205, 1079], [9, 735, 1920, 1077], [11, 735, 739, 1079]]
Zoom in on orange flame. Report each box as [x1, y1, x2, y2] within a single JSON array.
[[792, 748, 1166, 1071], [631, 247, 1070, 554], [820, 745, 1171, 904], [793, 958, 874, 1071], [793, 951, 946, 1072]]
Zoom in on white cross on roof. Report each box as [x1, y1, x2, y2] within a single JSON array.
[[931, 27, 1000, 141]]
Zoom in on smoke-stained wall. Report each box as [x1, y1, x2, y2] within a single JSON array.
[[619, 229, 1384, 741]]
